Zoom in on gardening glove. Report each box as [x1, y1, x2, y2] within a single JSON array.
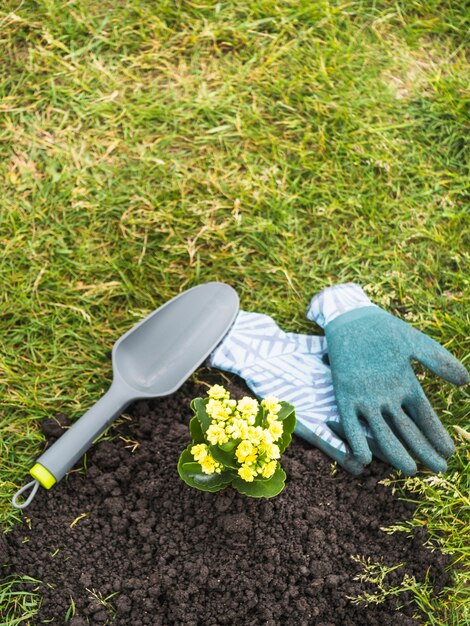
[[208, 310, 367, 475], [307, 283, 470, 475]]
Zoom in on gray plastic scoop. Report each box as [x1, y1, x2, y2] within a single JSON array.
[[12, 282, 239, 509]]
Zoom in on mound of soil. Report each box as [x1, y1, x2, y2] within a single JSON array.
[[1, 373, 452, 625]]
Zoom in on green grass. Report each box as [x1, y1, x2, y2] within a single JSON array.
[[0, 0, 469, 623], [0, 575, 41, 625], [348, 425, 470, 624]]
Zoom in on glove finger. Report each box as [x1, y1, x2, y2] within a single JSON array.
[[389, 408, 447, 473], [327, 419, 389, 464], [294, 420, 365, 476], [363, 410, 417, 476], [404, 386, 455, 458], [412, 330, 470, 386], [337, 402, 373, 465], [342, 455, 366, 476]]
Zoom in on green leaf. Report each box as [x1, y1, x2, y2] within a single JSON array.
[[178, 446, 232, 492], [182, 463, 233, 491], [232, 464, 286, 498], [192, 397, 212, 433], [219, 440, 237, 452], [277, 401, 295, 422], [210, 444, 238, 469], [189, 416, 205, 443], [178, 444, 196, 467], [254, 404, 265, 427], [277, 408, 296, 454]]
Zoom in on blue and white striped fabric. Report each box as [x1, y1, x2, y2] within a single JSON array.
[[307, 282, 376, 328], [208, 283, 375, 473]]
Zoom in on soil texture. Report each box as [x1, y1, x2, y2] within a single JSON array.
[[1, 373, 452, 625]]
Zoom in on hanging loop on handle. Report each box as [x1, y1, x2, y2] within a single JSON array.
[[12, 479, 40, 510]]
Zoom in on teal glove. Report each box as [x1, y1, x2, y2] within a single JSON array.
[[308, 284, 469, 475]]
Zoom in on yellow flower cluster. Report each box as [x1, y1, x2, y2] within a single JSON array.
[[190, 443, 222, 475], [202, 387, 284, 483]]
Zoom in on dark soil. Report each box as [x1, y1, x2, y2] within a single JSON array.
[[1, 373, 452, 626]]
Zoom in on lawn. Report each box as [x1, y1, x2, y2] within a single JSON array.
[[0, 0, 469, 623]]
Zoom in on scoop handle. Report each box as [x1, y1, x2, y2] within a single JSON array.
[[32, 383, 130, 487]]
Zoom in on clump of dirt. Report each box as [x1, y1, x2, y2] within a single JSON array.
[[1, 373, 452, 625]]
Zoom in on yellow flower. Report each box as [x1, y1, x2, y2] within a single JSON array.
[[266, 412, 278, 424], [206, 398, 220, 414], [225, 421, 239, 439], [246, 413, 256, 426], [200, 458, 215, 474], [262, 396, 281, 415], [200, 457, 216, 474], [247, 426, 263, 445], [213, 405, 230, 421], [197, 450, 223, 475], [268, 421, 283, 441], [206, 398, 230, 421], [236, 440, 254, 462], [244, 452, 258, 465], [257, 442, 269, 456], [265, 443, 281, 460], [227, 418, 249, 441], [237, 397, 259, 417], [206, 424, 229, 446], [261, 429, 274, 445], [208, 384, 230, 400], [236, 440, 258, 466], [238, 464, 257, 482], [239, 421, 249, 439], [260, 460, 277, 478], [191, 443, 208, 463]]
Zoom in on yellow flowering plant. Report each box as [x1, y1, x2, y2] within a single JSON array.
[[178, 384, 296, 498]]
